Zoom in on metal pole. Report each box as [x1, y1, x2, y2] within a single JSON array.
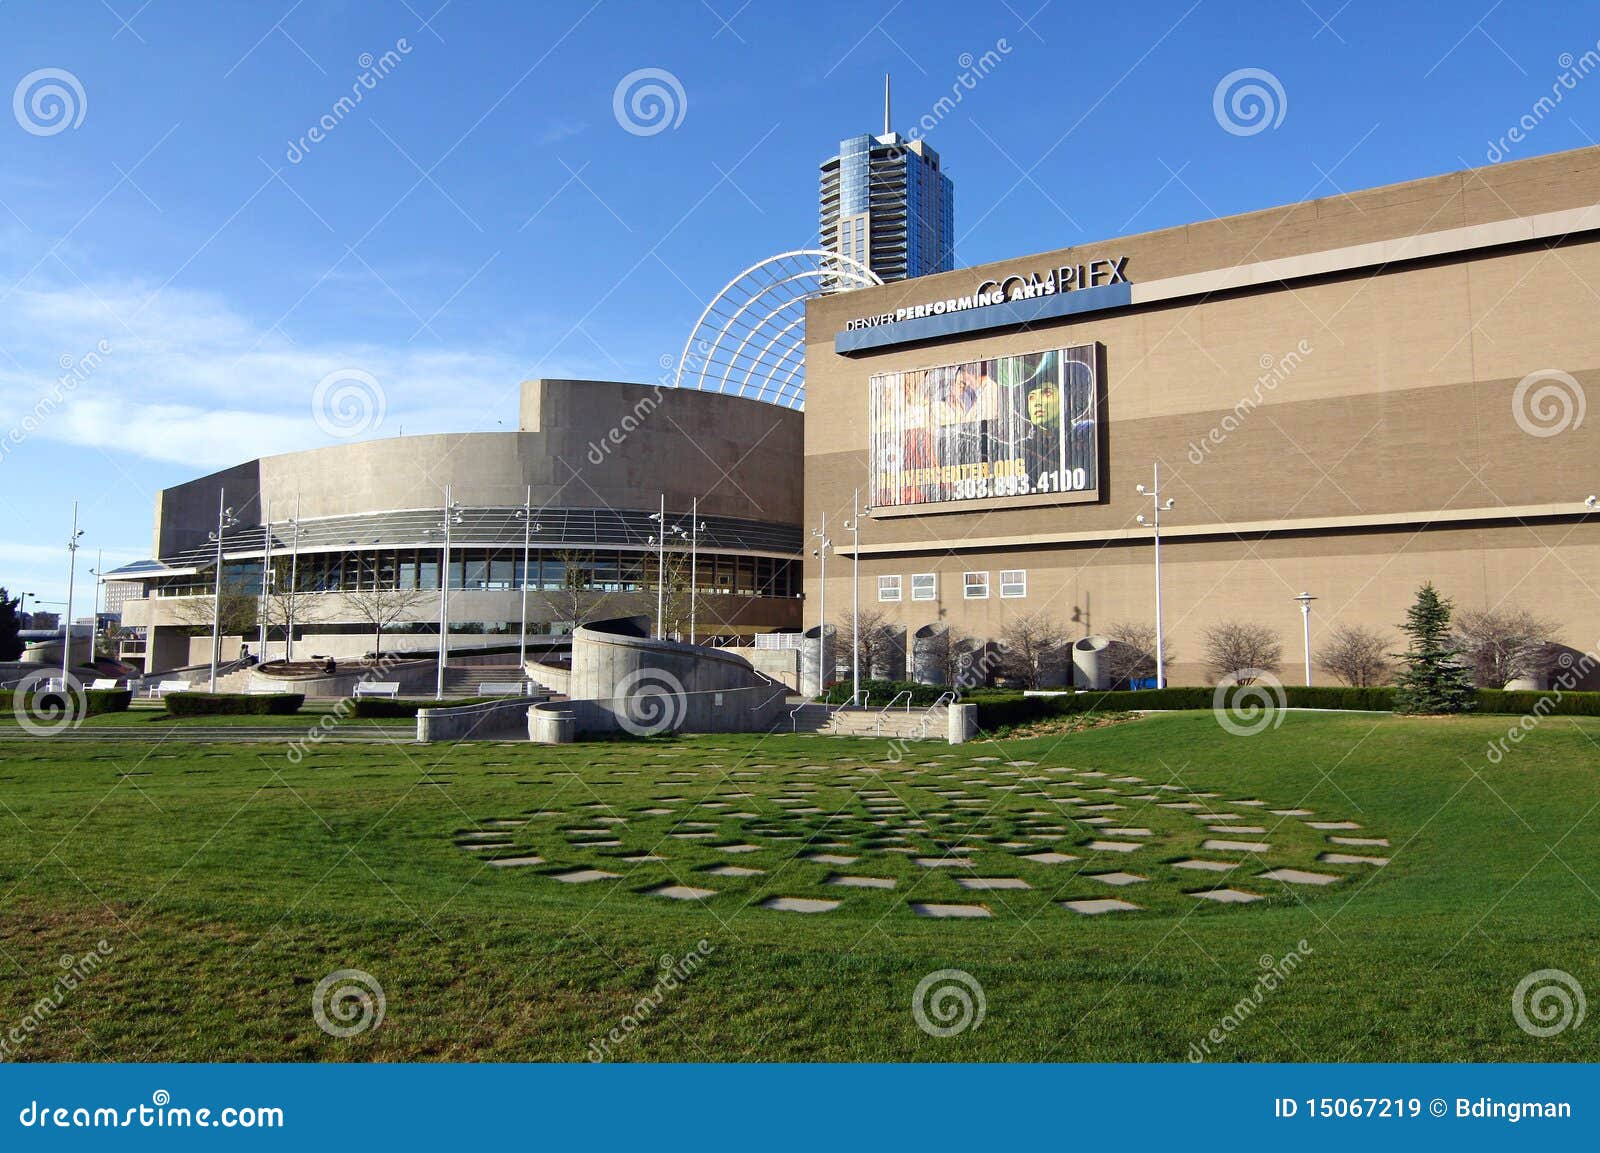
[[91, 547, 102, 662], [208, 490, 225, 692], [286, 494, 300, 663], [1295, 592, 1317, 686], [817, 513, 827, 688], [1136, 464, 1173, 690], [851, 488, 860, 703], [656, 493, 666, 639], [62, 501, 79, 686], [258, 496, 271, 659], [688, 496, 698, 645], [436, 483, 451, 700], [519, 484, 531, 673]]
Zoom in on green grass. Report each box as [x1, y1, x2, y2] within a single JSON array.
[[0, 711, 1595, 1061]]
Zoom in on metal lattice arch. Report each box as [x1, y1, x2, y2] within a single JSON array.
[[673, 250, 883, 411]]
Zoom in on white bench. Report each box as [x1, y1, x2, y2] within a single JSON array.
[[353, 681, 401, 699], [147, 680, 192, 699], [477, 681, 529, 696], [88, 678, 121, 691]]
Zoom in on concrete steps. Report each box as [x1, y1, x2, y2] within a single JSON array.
[[783, 703, 948, 740]]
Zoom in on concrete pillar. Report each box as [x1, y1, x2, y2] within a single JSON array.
[[912, 623, 948, 684], [1073, 635, 1111, 690]]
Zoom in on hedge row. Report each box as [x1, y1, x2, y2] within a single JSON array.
[[164, 692, 304, 716], [970, 684, 1600, 727], [0, 689, 132, 718]]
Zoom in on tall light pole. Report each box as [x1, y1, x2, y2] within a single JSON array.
[[1135, 464, 1175, 689], [842, 489, 862, 704], [429, 485, 463, 699], [687, 497, 705, 645], [257, 496, 271, 660], [284, 494, 301, 663], [89, 548, 104, 663], [514, 484, 541, 674], [650, 494, 667, 639], [1294, 591, 1318, 687], [812, 513, 831, 691], [62, 503, 83, 686], [207, 492, 239, 692]]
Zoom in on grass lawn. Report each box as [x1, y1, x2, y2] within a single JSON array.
[[0, 710, 1595, 1061]]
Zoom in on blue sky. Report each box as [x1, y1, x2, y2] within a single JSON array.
[[2, 0, 1598, 609]]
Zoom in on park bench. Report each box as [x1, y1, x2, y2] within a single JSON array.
[[88, 678, 122, 690], [352, 681, 401, 699], [477, 681, 529, 696], [147, 680, 192, 699]]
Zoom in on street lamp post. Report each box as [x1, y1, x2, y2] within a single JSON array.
[[514, 484, 541, 676], [842, 489, 863, 705], [257, 497, 271, 660], [687, 497, 705, 645], [647, 497, 689, 641], [207, 492, 239, 692], [284, 494, 301, 663], [89, 548, 104, 662], [62, 503, 83, 687], [1294, 591, 1318, 687], [431, 485, 463, 699], [1135, 464, 1176, 689], [812, 514, 831, 692]]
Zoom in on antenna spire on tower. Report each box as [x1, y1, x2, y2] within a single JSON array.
[[883, 73, 891, 136]]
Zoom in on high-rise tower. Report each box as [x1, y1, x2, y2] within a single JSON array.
[[819, 75, 955, 283]]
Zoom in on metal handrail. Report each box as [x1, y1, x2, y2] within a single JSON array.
[[880, 690, 913, 714]]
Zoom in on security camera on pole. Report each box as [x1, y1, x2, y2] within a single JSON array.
[[424, 486, 463, 699], [811, 515, 832, 692], [842, 489, 864, 705], [1135, 464, 1176, 689], [1294, 591, 1318, 687], [514, 485, 541, 675]]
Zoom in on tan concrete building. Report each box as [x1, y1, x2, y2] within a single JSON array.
[[115, 379, 803, 672], [803, 145, 1600, 688]]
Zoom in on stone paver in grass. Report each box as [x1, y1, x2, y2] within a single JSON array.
[[1021, 851, 1078, 864], [485, 819, 527, 827], [1060, 898, 1140, 915], [916, 856, 975, 868], [826, 874, 896, 889], [1231, 799, 1268, 807], [1271, 808, 1314, 816], [1102, 827, 1153, 837], [1087, 840, 1142, 853], [763, 896, 840, 913], [459, 830, 513, 840], [486, 855, 545, 868], [459, 842, 513, 851], [1257, 868, 1342, 885], [955, 876, 1031, 890], [1209, 825, 1267, 834], [805, 853, 857, 865], [1203, 839, 1272, 853], [1160, 801, 1202, 810], [1320, 852, 1389, 866], [1192, 888, 1263, 904], [1329, 836, 1391, 847], [1173, 859, 1238, 872], [1306, 821, 1361, 830], [550, 869, 619, 884], [646, 884, 716, 900], [639, 808, 674, 816], [1086, 872, 1146, 886], [911, 902, 992, 918], [716, 843, 762, 853], [619, 853, 664, 862]]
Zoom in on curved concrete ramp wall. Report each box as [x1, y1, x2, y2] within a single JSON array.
[[546, 615, 789, 740]]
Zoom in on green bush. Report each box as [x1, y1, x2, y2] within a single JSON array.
[[970, 684, 1403, 728], [821, 679, 954, 707], [163, 692, 304, 716], [1477, 688, 1600, 716], [0, 688, 132, 719], [350, 696, 501, 718]]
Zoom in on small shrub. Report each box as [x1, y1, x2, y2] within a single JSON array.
[[351, 696, 500, 718], [0, 688, 132, 719]]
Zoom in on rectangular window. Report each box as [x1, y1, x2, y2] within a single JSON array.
[[911, 573, 936, 601], [1000, 570, 1026, 599], [877, 575, 902, 603], [964, 571, 989, 600]]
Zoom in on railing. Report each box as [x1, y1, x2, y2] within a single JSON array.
[[880, 690, 913, 714]]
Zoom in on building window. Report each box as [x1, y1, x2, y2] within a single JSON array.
[[878, 575, 902, 603], [964, 571, 989, 600], [1000, 570, 1026, 599], [911, 573, 936, 601]]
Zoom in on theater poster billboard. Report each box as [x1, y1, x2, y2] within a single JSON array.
[[868, 344, 1099, 510]]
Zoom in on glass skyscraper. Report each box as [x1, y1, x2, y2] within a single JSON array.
[[819, 79, 955, 283]]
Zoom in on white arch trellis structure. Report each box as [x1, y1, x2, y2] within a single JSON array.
[[673, 250, 883, 411]]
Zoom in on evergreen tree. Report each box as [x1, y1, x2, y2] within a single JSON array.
[[0, 588, 21, 662], [1392, 582, 1476, 714]]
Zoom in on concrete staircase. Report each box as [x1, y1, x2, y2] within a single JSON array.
[[441, 664, 532, 697], [785, 702, 949, 740]]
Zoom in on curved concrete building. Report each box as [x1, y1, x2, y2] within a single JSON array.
[[114, 379, 803, 672]]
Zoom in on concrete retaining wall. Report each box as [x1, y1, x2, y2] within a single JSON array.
[[417, 695, 549, 741], [249, 658, 436, 699]]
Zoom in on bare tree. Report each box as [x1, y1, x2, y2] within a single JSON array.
[[1452, 607, 1559, 688], [1103, 619, 1166, 687], [921, 625, 981, 687], [547, 550, 615, 633], [343, 586, 430, 656], [1202, 620, 1282, 684], [1318, 623, 1392, 687], [997, 611, 1070, 689], [169, 591, 258, 639], [832, 607, 900, 680]]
